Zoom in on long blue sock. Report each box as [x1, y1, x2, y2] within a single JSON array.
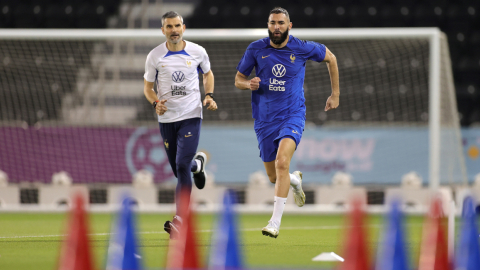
[[190, 159, 198, 173]]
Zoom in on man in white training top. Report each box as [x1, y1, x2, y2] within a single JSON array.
[[143, 11, 218, 239]]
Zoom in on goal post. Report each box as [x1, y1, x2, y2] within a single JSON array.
[[0, 28, 467, 189]]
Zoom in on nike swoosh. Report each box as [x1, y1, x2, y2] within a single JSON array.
[[185, 135, 192, 137], [162, 65, 167, 67], [262, 55, 270, 59]]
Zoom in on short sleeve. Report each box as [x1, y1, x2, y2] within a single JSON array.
[[198, 47, 211, 74], [236, 44, 257, 76], [304, 41, 326, 62], [144, 52, 157, 82]]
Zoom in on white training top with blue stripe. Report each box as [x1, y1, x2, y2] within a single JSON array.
[[144, 40, 211, 123]]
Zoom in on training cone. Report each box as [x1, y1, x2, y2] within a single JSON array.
[[166, 188, 200, 269], [106, 196, 142, 270], [58, 193, 95, 270], [375, 199, 409, 270], [455, 196, 480, 270], [209, 190, 244, 270], [338, 198, 369, 270], [418, 197, 452, 270]]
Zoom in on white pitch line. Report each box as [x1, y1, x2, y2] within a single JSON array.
[[0, 225, 360, 240], [0, 223, 422, 240], [0, 232, 110, 239]]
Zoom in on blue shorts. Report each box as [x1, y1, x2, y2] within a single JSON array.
[[254, 115, 305, 162]]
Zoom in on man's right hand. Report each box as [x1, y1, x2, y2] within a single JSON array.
[[156, 99, 168, 116], [249, 77, 261, 90]]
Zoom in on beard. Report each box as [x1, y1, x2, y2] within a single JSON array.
[[168, 33, 182, 44], [268, 28, 289, 45]]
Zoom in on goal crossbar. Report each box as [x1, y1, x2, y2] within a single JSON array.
[[0, 28, 441, 40]]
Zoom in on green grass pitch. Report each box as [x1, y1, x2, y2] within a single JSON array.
[[0, 213, 426, 269]]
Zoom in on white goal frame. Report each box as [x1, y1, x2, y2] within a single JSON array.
[[0, 27, 465, 189]]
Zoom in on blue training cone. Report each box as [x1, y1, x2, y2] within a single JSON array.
[[208, 190, 243, 270], [375, 199, 409, 270], [106, 196, 142, 270], [455, 196, 480, 270]]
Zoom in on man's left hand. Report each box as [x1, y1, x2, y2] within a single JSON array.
[[203, 98, 218, 111], [325, 95, 339, 111]]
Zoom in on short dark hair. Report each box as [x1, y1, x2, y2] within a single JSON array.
[[161, 11, 183, 26], [269, 7, 290, 21]]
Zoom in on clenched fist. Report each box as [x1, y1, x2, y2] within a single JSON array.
[[156, 99, 168, 115], [249, 77, 261, 90]]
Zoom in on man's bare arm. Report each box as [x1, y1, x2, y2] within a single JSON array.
[[144, 78, 167, 115], [143, 79, 158, 104], [323, 47, 340, 111], [203, 70, 214, 95], [202, 70, 217, 110], [235, 71, 261, 90]]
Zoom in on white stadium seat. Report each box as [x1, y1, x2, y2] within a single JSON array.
[[0, 186, 20, 208], [38, 185, 89, 207]]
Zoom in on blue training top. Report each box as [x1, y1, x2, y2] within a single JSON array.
[[237, 35, 326, 122]]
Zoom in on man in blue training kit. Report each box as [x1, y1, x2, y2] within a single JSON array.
[[143, 11, 218, 239], [235, 7, 340, 238]]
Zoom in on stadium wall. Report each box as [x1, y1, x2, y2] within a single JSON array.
[[1, 127, 479, 185]]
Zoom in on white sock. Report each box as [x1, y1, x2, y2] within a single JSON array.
[[194, 159, 201, 173], [289, 173, 300, 188], [269, 196, 287, 228]]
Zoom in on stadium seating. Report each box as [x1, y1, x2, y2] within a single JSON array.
[[245, 185, 296, 205], [1, 0, 478, 124], [0, 0, 117, 29], [0, 38, 89, 125], [455, 186, 480, 212], [76, 3, 107, 28], [187, 0, 480, 125], [315, 186, 368, 207], [191, 186, 228, 208], [38, 185, 89, 207], [384, 187, 454, 213], [0, 186, 20, 208], [455, 174, 480, 211], [107, 185, 158, 209]]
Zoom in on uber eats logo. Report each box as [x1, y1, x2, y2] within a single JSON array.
[[171, 71, 186, 95], [270, 64, 286, 91]]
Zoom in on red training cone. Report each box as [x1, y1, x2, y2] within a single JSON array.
[[166, 188, 200, 269], [58, 193, 95, 270], [338, 197, 370, 270], [418, 197, 452, 270]]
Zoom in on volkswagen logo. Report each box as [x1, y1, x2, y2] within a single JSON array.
[[172, 71, 185, 83], [272, 64, 286, 78]]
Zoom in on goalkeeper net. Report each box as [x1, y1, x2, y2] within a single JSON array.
[[0, 29, 467, 201]]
